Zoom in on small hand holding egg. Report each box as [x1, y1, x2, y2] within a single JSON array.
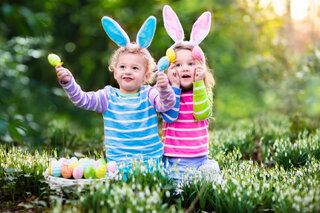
[[156, 72, 169, 89], [55, 66, 72, 84]]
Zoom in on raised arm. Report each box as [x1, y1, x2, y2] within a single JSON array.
[[160, 87, 181, 123], [56, 66, 108, 113], [148, 84, 176, 112], [193, 80, 213, 120]]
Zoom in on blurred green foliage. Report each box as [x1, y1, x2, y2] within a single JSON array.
[[1, 0, 320, 151]]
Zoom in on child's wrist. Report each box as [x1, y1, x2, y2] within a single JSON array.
[[171, 83, 180, 88]]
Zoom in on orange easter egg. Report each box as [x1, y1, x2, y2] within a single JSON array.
[[61, 164, 73, 179]]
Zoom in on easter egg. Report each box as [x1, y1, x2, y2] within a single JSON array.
[[58, 157, 68, 165], [89, 159, 95, 166], [106, 161, 117, 173], [157, 56, 170, 72], [73, 165, 84, 179], [95, 165, 107, 178], [71, 160, 79, 169], [93, 160, 102, 169], [61, 164, 73, 179], [49, 158, 57, 162], [166, 48, 176, 63], [80, 158, 91, 170], [51, 162, 62, 177], [78, 158, 85, 164], [48, 160, 56, 175], [191, 46, 202, 60], [48, 158, 57, 175], [70, 157, 78, 162], [48, 53, 62, 67], [99, 158, 106, 166], [84, 166, 96, 179]]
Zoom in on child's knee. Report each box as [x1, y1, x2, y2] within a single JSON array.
[[199, 159, 220, 174]]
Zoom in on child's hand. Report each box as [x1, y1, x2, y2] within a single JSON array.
[[194, 64, 205, 82], [55, 65, 72, 84], [156, 72, 169, 89], [167, 65, 180, 88]]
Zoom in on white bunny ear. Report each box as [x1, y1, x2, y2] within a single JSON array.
[[136, 16, 157, 48], [163, 5, 184, 43], [190, 11, 211, 46], [101, 16, 130, 47]]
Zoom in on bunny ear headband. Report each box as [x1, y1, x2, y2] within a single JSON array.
[[101, 16, 156, 49], [163, 5, 211, 62]]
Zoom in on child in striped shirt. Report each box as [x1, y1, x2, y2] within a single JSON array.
[[55, 16, 176, 174], [161, 5, 220, 181]]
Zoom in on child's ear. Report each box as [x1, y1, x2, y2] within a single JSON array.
[[144, 71, 152, 83], [113, 70, 117, 79]]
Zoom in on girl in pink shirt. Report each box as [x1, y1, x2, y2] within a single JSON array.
[[160, 5, 220, 181]]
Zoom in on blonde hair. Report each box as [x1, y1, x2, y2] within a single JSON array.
[[173, 44, 215, 88], [109, 43, 156, 80]]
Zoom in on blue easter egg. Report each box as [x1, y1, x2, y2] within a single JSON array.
[[157, 56, 170, 72], [51, 162, 62, 177]]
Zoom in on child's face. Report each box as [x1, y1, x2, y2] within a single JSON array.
[[114, 52, 150, 94], [173, 49, 199, 91]]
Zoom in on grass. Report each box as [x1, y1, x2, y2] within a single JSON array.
[[1, 114, 320, 212]]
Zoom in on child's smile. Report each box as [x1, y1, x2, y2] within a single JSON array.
[[114, 53, 149, 94]]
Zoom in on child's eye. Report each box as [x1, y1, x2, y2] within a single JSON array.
[[188, 62, 194, 66], [176, 63, 181, 67], [119, 65, 125, 69], [132, 66, 139, 71]]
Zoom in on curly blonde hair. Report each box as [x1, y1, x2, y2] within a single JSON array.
[[109, 43, 156, 81], [173, 44, 215, 88]]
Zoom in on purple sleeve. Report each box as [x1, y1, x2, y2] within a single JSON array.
[[148, 85, 176, 112], [60, 77, 108, 113]]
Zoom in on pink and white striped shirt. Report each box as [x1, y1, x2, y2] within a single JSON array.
[[162, 90, 210, 158]]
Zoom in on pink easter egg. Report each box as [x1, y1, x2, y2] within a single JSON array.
[[106, 161, 117, 173], [192, 46, 202, 60], [73, 165, 84, 179]]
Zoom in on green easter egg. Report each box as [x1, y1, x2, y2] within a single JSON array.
[[48, 53, 62, 66], [99, 158, 107, 166], [84, 166, 96, 179]]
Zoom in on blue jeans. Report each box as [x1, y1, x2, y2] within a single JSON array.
[[117, 157, 162, 181], [162, 155, 220, 181]]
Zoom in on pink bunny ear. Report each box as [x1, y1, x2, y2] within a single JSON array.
[[163, 5, 184, 43], [190, 12, 211, 45]]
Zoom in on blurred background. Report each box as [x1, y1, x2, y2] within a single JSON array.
[[1, 0, 320, 154]]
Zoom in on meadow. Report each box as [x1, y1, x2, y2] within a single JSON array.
[[1, 0, 320, 212], [1, 114, 320, 212]]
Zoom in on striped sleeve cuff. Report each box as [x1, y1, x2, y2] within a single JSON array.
[[172, 86, 181, 96], [193, 80, 206, 95]]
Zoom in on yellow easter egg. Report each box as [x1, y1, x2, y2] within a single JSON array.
[[48, 53, 62, 67], [166, 48, 176, 63], [71, 160, 79, 169], [95, 164, 107, 179], [48, 161, 55, 175]]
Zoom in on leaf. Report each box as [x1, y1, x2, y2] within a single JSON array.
[[0, 119, 8, 135]]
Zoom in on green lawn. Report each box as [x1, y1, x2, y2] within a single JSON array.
[[1, 115, 320, 212]]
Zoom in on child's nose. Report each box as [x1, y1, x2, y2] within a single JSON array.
[[124, 68, 131, 74], [182, 64, 188, 71]]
